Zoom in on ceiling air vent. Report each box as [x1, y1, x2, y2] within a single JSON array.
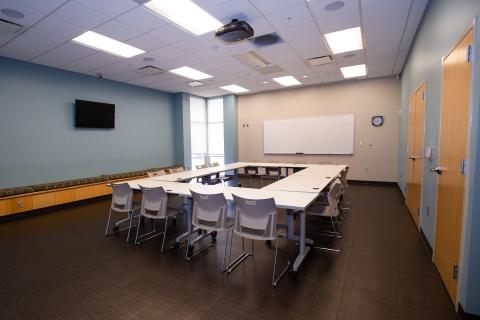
[[307, 55, 334, 66], [256, 64, 284, 75], [233, 51, 284, 75], [187, 80, 204, 87], [249, 32, 283, 48], [136, 65, 165, 76], [0, 18, 23, 36]]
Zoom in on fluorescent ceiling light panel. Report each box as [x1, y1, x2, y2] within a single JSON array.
[[72, 31, 145, 58], [272, 76, 301, 87], [169, 66, 212, 80], [144, 0, 222, 35], [220, 85, 250, 93], [324, 27, 363, 54], [341, 64, 367, 78]]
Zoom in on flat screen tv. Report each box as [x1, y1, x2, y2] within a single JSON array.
[[75, 99, 115, 129]]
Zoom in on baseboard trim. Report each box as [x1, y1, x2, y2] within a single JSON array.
[[420, 228, 433, 258], [348, 180, 398, 186], [458, 303, 480, 320], [0, 195, 110, 223]]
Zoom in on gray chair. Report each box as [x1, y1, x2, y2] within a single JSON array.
[[208, 162, 232, 185], [134, 186, 182, 252], [227, 194, 290, 287], [105, 183, 139, 242], [187, 190, 234, 267], [307, 179, 343, 252], [243, 166, 259, 188], [260, 166, 280, 186], [339, 167, 351, 214]]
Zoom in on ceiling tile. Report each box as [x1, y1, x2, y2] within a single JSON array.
[[116, 6, 168, 33], [247, 0, 304, 15], [264, 3, 313, 30], [209, 0, 262, 23], [32, 42, 96, 67], [0, 0, 45, 26], [51, 1, 109, 29], [308, 0, 359, 19], [148, 24, 196, 44], [10, 0, 68, 14], [316, 11, 361, 33], [63, 51, 123, 73], [74, 0, 138, 18], [126, 33, 167, 52], [93, 20, 142, 42], [362, 0, 410, 23]]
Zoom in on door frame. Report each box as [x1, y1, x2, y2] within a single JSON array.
[[433, 20, 477, 306], [406, 81, 427, 229]]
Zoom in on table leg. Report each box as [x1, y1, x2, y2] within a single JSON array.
[[292, 210, 311, 272], [175, 197, 193, 244]]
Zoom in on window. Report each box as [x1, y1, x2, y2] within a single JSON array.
[[190, 96, 224, 168]]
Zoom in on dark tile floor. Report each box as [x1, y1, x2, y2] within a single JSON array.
[[0, 183, 455, 320]]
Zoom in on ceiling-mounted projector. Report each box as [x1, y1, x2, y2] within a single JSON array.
[[215, 19, 254, 43]]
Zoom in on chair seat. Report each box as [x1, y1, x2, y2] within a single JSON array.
[[307, 204, 333, 217], [141, 207, 179, 220]]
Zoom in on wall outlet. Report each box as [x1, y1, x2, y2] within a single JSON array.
[[359, 141, 363, 146], [426, 206, 430, 216], [17, 201, 23, 208], [364, 166, 368, 173]]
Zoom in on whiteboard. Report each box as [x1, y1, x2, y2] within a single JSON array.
[[263, 114, 355, 154]]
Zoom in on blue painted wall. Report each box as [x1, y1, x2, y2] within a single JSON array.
[[0, 57, 176, 188], [223, 94, 238, 164], [399, 0, 480, 314]]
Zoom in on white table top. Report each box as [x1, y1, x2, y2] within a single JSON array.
[[150, 162, 248, 182], [262, 175, 334, 193], [126, 178, 318, 211], [292, 165, 347, 177]]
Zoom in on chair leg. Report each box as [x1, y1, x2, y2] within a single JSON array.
[[222, 229, 232, 272], [227, 237, 253, 273], [160, 218, 168, 253], [126, 211, 134, 242], [105, 208, 113, 236], [134, 215, 142, 244], [272, 238, 290, 287]]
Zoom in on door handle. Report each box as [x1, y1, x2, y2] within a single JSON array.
[[431, 166, 444, 174], [409, 156, 417, 160]]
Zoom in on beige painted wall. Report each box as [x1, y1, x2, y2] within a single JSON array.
[[237, 77, 400, 182]]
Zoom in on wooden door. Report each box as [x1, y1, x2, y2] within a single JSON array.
[[434, 28, 473, 303], [406, 83, 426, 227]]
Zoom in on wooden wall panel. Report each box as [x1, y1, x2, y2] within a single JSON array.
[[5, 196, 33, 214], [0, 200, 7, 216], [54, 190, 76, 205], [32, 192, 56, 210], [74, 186, 95, 201]]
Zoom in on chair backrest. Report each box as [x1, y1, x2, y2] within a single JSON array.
[[111, 183, 133, 211], [190, 190, 230, 230], [266, 167, 279, 176], [339, 167, 349, 193], [139, 185, 168, 218], [245, 166, 258, 175], [147, 169, 166, 177], [326, 179, 342, 217], [232, 194, 277, 240]]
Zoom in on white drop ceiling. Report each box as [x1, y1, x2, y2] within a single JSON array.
[[0, 0, 428, 97]]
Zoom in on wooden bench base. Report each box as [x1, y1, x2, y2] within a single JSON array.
[[0, 176, 145, 217]]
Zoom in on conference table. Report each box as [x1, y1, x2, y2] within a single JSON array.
[[126, 162, 347, 273]]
